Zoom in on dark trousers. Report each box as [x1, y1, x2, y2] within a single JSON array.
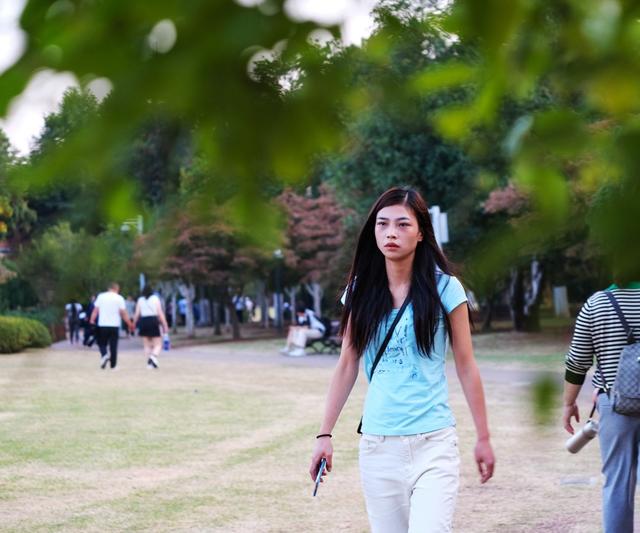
[[83, 324, 94, 346], [97, 327, 119, 368], [69, 322, 80, 344]]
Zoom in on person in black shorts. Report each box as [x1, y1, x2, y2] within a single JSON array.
[[133, 285, 169, 369]]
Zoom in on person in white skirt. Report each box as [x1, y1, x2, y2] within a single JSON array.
[[133, 285, 169, 369]]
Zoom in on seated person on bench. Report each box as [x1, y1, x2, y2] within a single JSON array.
[[280, 304, 326, 357]]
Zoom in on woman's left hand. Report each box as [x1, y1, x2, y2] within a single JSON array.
[[474, 438, 495, 484]]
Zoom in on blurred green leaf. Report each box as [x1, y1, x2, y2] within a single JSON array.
[[411, 62, 477, 93], [531, 373, 560, 426], [103, 180, 138, 222], [588, 69, 640, 115], [433, 105, 478, 140]]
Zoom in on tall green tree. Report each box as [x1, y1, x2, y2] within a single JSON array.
[[16, 222, 137, 308], [0, 129, 36, 250], [128, 113, 190, 207], [26, 88, 104, 232]]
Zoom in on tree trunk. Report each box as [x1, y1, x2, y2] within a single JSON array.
[[304, 282, 323, 317], [286, 286, 298, 324], [213, 301, 222, 335], [171, 292, 177, 334], [509, 267, 525, 331], [509, 260, 544, 332], [481, 294, 495, 332], [207, 287, 222, 336], [196, 286, 211, 326], [177, 282, 196, 337], [523, 259, 544, 332], [211, 294, 222, 336], [223, 289, 241, 340], [156, 280, 178, 334], [256, 280, 269, 329]]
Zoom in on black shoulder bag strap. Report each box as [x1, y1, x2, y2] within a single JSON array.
[[595, 292, 636, 395], [357, 296, 411, 434]]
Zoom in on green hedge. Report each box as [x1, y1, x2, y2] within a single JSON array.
[[0, 316, 53, 353], [6, 308, 65, 342]]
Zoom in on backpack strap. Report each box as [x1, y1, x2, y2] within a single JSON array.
[[604, 291, 636, 343]]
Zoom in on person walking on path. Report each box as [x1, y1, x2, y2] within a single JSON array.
[[309, 187, 495, 533], [65, 299, 82, 344], [83, 295, 96, 346], [563, 280, 640, 533], [90, 282, 134, 370], [133, 285, 169, 369]]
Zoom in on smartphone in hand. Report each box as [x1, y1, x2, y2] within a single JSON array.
[[312, 457, 327, 497]]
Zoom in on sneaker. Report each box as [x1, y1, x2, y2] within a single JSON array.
[[100, 354, 109, 369], [288, 348, 307, 357], [111, 366, 119, 371], [147, 356, 159, 369], [279, 346, 291, 355]]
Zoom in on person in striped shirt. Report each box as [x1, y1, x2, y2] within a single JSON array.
[[563, 281, 640, 533]]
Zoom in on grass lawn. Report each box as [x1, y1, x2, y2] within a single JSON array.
[[0, 330, 606, 532]]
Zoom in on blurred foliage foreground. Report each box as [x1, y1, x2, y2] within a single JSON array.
[[0, 0, 638, 320]]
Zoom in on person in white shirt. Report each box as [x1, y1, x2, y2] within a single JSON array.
[[280, 303, 326, 357], [133, 285, 169, 369], [64, 300, 83, 344], [90, 282, 134, 370]]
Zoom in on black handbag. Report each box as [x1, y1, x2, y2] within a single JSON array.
[[357, 297, 410, 434]]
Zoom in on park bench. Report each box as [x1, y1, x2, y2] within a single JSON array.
[[307, 318, 342, 355]]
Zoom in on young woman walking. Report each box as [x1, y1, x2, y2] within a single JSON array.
[[133, 286, 169, 369], [309, 187, 494, 533]]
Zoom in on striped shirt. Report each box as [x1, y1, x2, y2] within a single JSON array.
[[565, 289, 640, 388]]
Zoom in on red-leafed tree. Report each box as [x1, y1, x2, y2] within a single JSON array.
[[483, 182, 529, 216], [278, 184, 349, 316], [137, 205, 263, 339]]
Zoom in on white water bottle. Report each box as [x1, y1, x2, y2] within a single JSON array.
[[565, 420, 599, 454]]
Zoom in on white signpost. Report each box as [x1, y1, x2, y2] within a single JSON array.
[[428, 205, 449, 247]]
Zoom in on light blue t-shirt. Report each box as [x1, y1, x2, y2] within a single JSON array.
[[359, 274, 467, 436]]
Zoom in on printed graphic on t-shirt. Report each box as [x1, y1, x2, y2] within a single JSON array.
[[373, 313, 447, 380], [375, 316, 418, 377]]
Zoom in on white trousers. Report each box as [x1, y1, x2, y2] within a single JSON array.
[[291, 327, 323, 347], [359, 427, 460, 533]]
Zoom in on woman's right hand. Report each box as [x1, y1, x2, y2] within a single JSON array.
[[309, 437, 333, 481]]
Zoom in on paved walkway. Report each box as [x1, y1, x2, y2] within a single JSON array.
[[52, 335, 590, 401]]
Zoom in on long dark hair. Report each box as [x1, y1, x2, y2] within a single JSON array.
[[340, 187, 458, 358]]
